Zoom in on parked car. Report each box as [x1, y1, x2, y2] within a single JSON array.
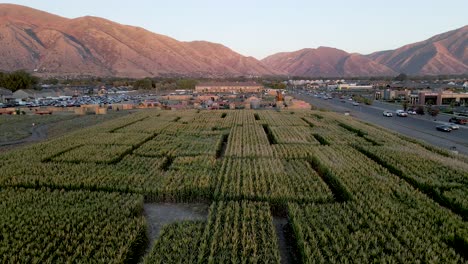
[[396, 110, 408, 117], [383, 111, 393, 117], [436, 125, 452, 132], [5, 102, 18, 107], [407, 110, 417, 115], [352, 102, 360, 106]]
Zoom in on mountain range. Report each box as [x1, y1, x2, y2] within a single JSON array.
[[0, 4, 466, 78], [262, 26, 468, 77]]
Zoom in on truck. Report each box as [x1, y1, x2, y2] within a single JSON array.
[[449, 116, 468, 125]]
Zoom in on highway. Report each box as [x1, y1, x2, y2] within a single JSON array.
[[291, 91, 468, 155]]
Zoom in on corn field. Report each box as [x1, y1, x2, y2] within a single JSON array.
[[0, 109, 467, 262], [0, 188, 146, 263], [144, 221, 205, 264]]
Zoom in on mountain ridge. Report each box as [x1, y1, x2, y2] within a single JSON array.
[[262, 47, 397, 77], [262, 25, 467, 77], [0, 4, 280, 78], [0, 4, 466, 78], [366, 25, 468, 75]]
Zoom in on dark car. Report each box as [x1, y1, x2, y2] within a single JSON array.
[[5, 102, 18, 107], [436, 125, 452, 132]]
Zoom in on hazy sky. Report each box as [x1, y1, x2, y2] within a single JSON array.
[[5, 0, 468, 59]]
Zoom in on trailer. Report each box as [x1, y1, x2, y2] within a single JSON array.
[[0, 109, 14, 115], [35, 111, 52, 115]]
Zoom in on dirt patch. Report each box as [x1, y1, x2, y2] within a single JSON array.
[[29, 124, 48, 141], [143, 203, 209, 251], [274, 217, 300, 264]]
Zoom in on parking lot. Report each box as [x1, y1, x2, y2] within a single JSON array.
[[291, 91, 468, 155], [0, 93, 142, 108]]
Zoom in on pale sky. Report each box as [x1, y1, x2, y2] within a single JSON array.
[[4, 0, 468, 59]]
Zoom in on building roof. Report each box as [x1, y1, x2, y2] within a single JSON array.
[[13, 89, 37, 95], [0, 87, 13, 96], [196, 82, 262, 87], [246, 96, 260, 102]]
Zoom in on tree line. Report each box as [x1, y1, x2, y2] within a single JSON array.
[[0, 72, 201, 92], [0, 71, 290, 92], [0, 71, 39, 92]]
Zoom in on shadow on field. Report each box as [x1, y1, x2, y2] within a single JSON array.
[[143, 203, 209, 253]]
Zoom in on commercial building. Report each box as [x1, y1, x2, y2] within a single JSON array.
[[381, 89, 411, 101], [337, 83, 373, 90], [419, 91, 468, 106], [195, 82, 264, 93]]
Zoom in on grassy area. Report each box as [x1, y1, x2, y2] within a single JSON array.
[[0, 114, 76, 142], [0, 110, 133, 144], [46, 111, 134, 138]]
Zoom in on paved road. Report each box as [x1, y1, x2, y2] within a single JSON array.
[[292, 91, 468, 155]]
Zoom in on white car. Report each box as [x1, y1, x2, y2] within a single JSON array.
[[383, 111, 393, 117], [407, 110, 417, 115], [396, 110, 408, 117], [445, 123, 459, 130], [352, 102, 360, 106]]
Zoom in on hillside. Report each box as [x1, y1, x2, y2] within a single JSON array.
[[0, 4, 279, 78], [367, 25, 468, 75], [262, 26, 467, 77], [262, 47, 396, 77], [0, 4, 466, 78]]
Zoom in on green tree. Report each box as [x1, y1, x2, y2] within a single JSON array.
[[176, 79, 198, 90], [133, 78, 154, 90], [0, 71, 39, 92], [43, 78, 59, 85], [354, 95, 373, 105], [416, 105, 425, 115], [265, 81, 286, 89], [402, 100, 409, 111], [427, 106, 440, 119]]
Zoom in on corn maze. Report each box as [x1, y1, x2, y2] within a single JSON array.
[[0, 109, 467, 263]]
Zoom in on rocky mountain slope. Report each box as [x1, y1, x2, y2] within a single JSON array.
[[262, 47, 396, 77], [263, 26, 467, 77], [367, 26, 468, 75], [1, 4, 466, 78], [0, 4, 279, 78]]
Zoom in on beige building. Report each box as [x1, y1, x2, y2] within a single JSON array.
[[419, 91, 468, 106], [337, 84, 373, 90], [195, 82, 264, 93]]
